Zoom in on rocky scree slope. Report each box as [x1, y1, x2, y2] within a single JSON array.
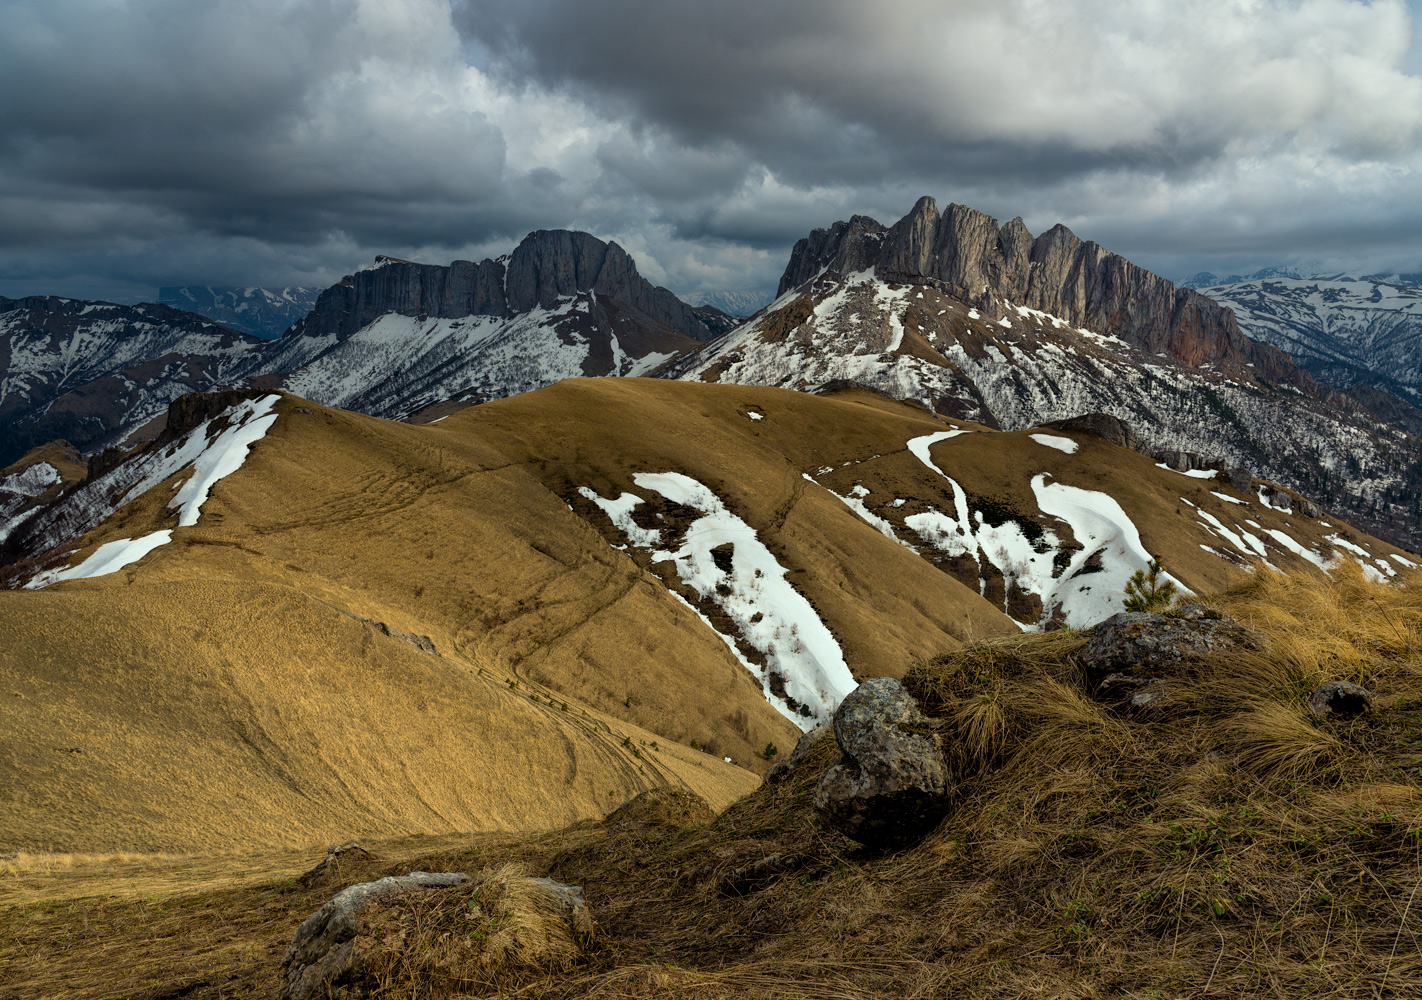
[[668, 196, 1422, 549]]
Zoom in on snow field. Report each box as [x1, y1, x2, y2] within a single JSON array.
[[25, 532, 173, 590], [582, 473, 857, 728], [1031, 474, 1191, 625], [901, 430, 1180, 626]]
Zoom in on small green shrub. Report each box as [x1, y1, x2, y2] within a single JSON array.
[[1123, 557, 1176, 612]]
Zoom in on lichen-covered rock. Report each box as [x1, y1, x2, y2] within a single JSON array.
[[279, 869, 591, 1000], [813, 678, 949, 846], [1081, 610, 1261, 679], [1309, 680, 1373, 717], [280, 871, 471, 1000]]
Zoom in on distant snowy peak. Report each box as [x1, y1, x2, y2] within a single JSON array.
[[1182, 267, 1422, 290], [678, 290, 775, 317], [1198, 275, 1422, 408], [158, 285, 321, 338]]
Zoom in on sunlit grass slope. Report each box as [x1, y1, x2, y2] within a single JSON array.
[[5, 565, 1421, 999]]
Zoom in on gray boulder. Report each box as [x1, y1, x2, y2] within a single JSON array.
[[281, 871, 470, 1000], [280, 870, 591, 999], [1225, 466, 1253, 493], [813, 678, 949, 846], [1081, 610, 1261, 680], [1309, 680, 1372, 717]]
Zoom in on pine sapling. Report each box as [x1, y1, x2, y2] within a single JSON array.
[[1123, 557, 1176, 612]]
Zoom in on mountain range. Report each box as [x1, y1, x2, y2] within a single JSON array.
[[2, 197, 1420, 549], [5, 197, 1422, 999], [0, 231, 733, 467]]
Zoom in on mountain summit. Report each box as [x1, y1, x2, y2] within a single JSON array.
[[777, 195, 1304, 383]]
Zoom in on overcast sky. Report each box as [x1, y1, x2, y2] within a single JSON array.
[[2, 0, 1421, 303]]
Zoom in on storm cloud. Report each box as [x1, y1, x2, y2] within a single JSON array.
[[2, 0, 1420, 301]]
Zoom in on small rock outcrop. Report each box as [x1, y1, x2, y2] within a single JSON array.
[[603, 787, 714, 829], [1052, 413, 1141, 451], [280, 869, 591, 1000], [762, 723, 831, 786], [813, 678, 949, 846], [296, 841, 376, 887], [1081, 609, 1262, 680], [1309, 681, 1373, 717], [281, 872, 471, 1000]]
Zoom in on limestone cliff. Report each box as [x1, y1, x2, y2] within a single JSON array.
[[779, 196, 1308, 388]]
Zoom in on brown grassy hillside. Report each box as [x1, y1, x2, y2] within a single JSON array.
[[1, 379, 1411, 857], [4, 566, 1420, 999]]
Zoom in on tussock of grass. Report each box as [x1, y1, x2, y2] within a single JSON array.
[[6, 567, 1422, 999]]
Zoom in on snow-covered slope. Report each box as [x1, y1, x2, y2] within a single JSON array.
[[678, 290, 775, 317], [275, 292, 694, 420], [0, 296, 267, 466], [1197, 276, 1422, 406]]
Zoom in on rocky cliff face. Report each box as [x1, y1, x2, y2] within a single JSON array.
[[780, 196, 1308, 388], [282, 230, 719, 355]]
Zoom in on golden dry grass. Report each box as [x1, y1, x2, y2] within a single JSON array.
[[5, 567, 1422, 999]]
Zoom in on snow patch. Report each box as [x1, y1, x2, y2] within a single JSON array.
[[1031, 475, 1190, 626], [1029, 433, 1079, 455], [168, 395, 280, 526], [809, 474, 915, 551], [1156, 463, 1218, 479], [25, 530, 173, 589], [577, 488, 662, 547], [584, 474, 856, 728], [1264, 528, 1331, 572], [1211, 491, 1247, 506]]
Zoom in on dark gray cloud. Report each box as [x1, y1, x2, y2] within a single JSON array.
[[2, 0, 1420, 304]]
